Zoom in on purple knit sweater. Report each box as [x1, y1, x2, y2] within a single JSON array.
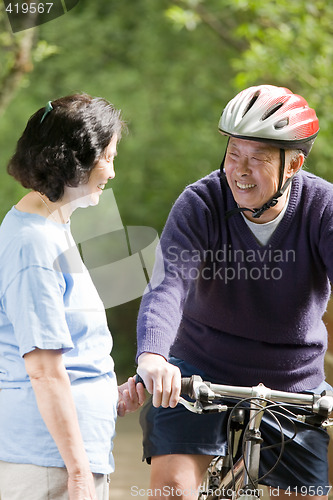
[[137, 170, 333, 391]]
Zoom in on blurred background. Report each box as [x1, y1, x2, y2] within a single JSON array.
[[0, 0, 332, 492]]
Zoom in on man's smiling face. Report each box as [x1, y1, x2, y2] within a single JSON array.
[[225, 137, 282, 208], [224, 137, 296, 222]]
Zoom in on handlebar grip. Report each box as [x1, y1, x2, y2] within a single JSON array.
[[135, 375, 194, 393], [135, 374, 205, 400], [135, 374, 146, 387]]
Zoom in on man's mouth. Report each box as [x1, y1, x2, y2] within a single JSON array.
[[97, 184, 106, 191], [236, 181, 256, 190]]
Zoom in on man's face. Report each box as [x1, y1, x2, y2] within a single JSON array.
[[224, 137, 287, 222]]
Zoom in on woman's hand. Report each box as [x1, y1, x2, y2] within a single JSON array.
[[117, 376, 146, 416], [67, 471, 97, 500], [137, 353, 181, 408]]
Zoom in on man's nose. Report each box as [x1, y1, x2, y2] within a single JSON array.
[[237, 157, 251, 176]]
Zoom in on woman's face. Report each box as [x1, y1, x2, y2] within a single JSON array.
[[64, 134, 118, 209], [85, 134, 118, 206]]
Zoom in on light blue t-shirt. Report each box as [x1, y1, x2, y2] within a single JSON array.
[[0, 207, 118, 473]]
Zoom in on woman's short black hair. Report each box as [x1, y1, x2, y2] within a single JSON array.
[[7, 93, 126, 201]]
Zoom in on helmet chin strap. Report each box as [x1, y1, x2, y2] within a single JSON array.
[[223, 148, 292, 221]]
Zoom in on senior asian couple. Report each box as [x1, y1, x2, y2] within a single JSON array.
[[0, 86, 332, 500]]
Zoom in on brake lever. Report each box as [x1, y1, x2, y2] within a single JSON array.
[[296, 414, 333, 428], [321, 419, 333, 428], [178, 397, 228, 414], [178, 397, 204, 414]]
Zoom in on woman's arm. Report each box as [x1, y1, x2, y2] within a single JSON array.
[[24, 348, 97, 500]]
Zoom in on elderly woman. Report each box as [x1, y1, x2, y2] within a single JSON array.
[[137, 86, 333, 499], [0, 94, 145, 500]]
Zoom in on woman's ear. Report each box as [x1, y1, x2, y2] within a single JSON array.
[[286, 152, 304, 177]]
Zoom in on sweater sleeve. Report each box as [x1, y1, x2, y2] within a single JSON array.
[[318, 197, 333, 284], [136, 182, 215, 360]]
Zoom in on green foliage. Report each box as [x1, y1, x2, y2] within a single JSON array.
[[33, 40, 59, 62], [228, 0, 333, 174], [165, 0, 333, 180], [0, 0, 233, 229], [165, 6, 200, 30]]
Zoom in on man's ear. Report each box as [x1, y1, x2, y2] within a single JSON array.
[[286, 152, 304, 177]]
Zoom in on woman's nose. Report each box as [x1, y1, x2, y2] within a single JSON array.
[[108, 164, 116, 179]]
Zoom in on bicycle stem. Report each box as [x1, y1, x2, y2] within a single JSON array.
[[242, 400, 266, 491]]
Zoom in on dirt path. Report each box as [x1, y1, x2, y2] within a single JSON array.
[[109, 411, 150, 499]]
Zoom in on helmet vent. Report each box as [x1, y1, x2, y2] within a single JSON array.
[[261, 102, 284, 121], [275, 117, 289, 130], [242, 91, 260, 117]]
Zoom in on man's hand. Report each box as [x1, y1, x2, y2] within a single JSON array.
[[117, 376, 146, 417], [137, 353, 181, 408]]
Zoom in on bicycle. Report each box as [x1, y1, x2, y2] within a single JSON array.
[[177, 375, 333, 500]]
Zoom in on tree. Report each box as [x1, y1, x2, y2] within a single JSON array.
[[0, 3, 59, 117], [165, 0, 333, 180], [0, 6, 35, 114]]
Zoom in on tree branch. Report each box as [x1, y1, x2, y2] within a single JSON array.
[[0, 20, 37, 116], [172, 0, 247, 51]]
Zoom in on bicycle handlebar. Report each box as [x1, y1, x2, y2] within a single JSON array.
[[179, 375, 333, 425], [135, 373, 333, 425]]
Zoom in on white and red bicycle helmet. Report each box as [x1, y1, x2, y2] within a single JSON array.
[[218, 85, 319, 156], [218, 85, 319, 218]]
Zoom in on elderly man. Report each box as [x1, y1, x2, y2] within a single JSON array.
[[137, 85, 332, 500]]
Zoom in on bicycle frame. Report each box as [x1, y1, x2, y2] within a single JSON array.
[[197, 396, 266, 500]]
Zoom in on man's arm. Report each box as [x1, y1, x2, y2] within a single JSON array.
[[136, 185, 215, 408]]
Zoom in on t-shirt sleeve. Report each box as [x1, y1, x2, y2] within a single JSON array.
[[2, 265, 74, 357]]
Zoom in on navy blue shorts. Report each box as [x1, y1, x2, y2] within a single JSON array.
[[139, 357, 331, 493]]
